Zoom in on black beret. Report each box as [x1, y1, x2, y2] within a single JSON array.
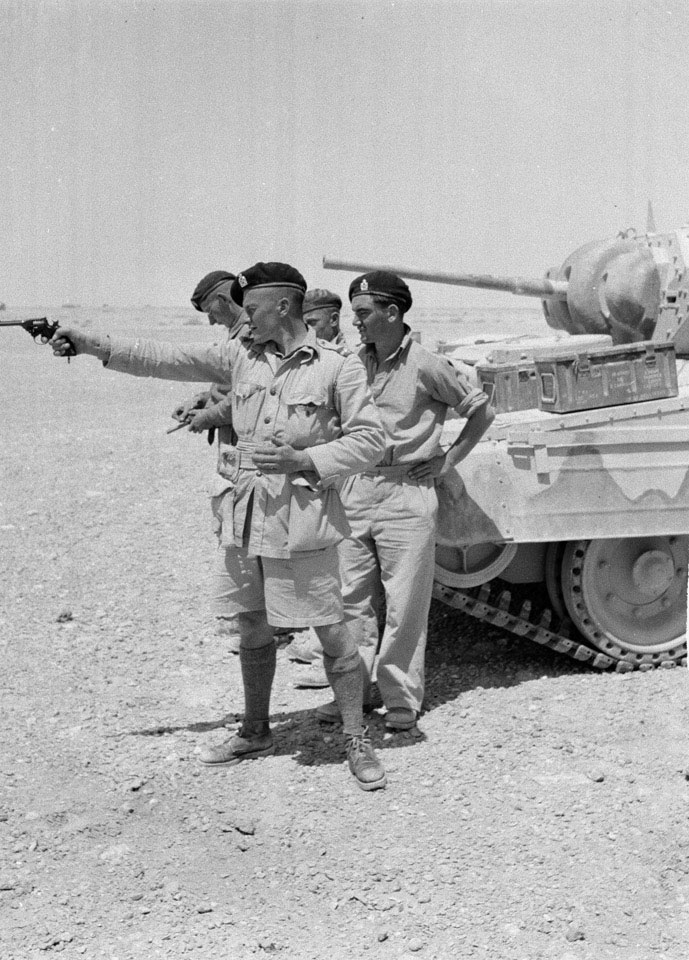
[[348, 271, 412, 313], [303, 288, 342, 315], [190, 270, 236, 312], [230, 262, 307, 307]]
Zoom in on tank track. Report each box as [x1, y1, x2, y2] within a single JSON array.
[[432, 580, 688, 672]]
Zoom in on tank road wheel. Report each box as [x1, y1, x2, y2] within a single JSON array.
[[435, 541, 518, 589], [560, 537, 688, 665], [544, 541, 567, 621]]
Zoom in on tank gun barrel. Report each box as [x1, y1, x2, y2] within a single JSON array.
[[322, 257, 569, 300]]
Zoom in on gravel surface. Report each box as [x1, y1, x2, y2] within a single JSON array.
[[1, 332, 688, 959]]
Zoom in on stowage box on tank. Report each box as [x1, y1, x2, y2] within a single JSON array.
[[458, 335, 616, 413], [536, 341, 679, 413], [475, 361, 539, 413]]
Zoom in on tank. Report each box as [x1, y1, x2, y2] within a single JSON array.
[[324, 228, 689, 672]]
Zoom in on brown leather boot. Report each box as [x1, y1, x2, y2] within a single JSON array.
[[345, 728, 386, 791], [198, 722, 274, 768]]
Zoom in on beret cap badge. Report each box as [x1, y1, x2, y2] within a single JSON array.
[[230, 261, 307, 306], [348, 271, 412, 313]]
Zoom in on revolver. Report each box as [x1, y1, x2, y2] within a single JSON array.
[[0, 317, 76, 356]]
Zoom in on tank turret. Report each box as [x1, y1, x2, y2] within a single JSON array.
[[324, 225, 689, 352]]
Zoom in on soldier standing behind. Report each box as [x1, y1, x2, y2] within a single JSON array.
[[51, 262, 389, 792], [171, 271, 249, 655], [302, 288, 347, 348], [183, 269, 249, 431], [316, 271, 495, 732], [287, 288, 348, 688]]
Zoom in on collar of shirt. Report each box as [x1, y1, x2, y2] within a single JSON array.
[[248, 324, 321, 366], [363, 323, 413, 370]]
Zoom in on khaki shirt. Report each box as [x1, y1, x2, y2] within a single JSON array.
[[360, 328, 489, 466], [205, 316, 251, 439], [104, 328, 385, 558]]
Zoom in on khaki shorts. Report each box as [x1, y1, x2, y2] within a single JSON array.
[[212, 544, 343, 628]]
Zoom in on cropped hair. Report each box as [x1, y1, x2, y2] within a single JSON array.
[[372, 295, 407, 317]]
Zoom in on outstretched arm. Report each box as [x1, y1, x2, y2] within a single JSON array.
[[51, 326, 233, 385]]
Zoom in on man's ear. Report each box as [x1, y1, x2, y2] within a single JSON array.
[[277, 296, 290, 316]]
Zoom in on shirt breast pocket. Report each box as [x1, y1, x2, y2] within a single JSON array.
[[234, 381, 265, 433], [283, 391, 332, 444]]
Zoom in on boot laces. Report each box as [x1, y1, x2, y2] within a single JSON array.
[[346, 728, 372, 758]]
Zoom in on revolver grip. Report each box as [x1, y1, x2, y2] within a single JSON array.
[[36, 320, 76, 357]]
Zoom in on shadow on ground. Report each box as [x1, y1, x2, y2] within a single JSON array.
[[124, 595, 598, 768], [125, 705, 424, 769], [423, 595, 592, 711]]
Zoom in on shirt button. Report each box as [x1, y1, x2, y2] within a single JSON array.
[[264, 416, 271, 424], [269, 387, 277, 396], [255, 470, 262, 476]]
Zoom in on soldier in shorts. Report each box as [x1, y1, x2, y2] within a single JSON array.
[[51, 262, 388, 792]]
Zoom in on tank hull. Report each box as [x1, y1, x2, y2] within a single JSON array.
[[438, 381, 689, 547], [435, 358, 689, 669]]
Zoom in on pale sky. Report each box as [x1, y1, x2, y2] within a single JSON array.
[[2, 0, 688, 309]]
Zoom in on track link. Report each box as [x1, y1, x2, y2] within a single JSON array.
[[432, 580, 688, 672]]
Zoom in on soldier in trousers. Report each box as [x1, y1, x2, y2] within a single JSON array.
[[316, 271, 495, 731], [51, 262, 388, 791]]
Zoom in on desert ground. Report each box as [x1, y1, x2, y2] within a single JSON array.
[[1, 311, 688, 960]]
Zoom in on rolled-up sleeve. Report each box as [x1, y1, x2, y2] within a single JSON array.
[[428, 355, 489, 418], [104, 336, 234, 385], [308, 353, 385, 484], [455, 386, 490, 418]]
